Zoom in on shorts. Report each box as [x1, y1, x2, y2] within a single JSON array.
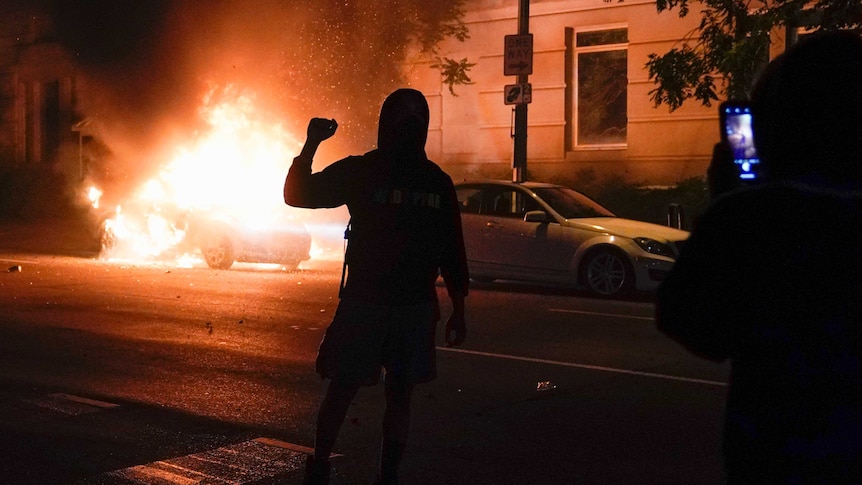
[[315, 298, 439, 386]]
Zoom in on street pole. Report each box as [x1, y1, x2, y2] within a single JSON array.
[[512, 0, 529, 182]]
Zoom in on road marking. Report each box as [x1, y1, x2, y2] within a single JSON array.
[[49, 393, 120, 409], [548, 308, 654, 321], [0, 257, 39, 265], [437, 347, 726, 387], [120, 463, 202, 485], [24, 393, 119, 417], [253, 437, 344, 457], [82, 438, 338, 484]]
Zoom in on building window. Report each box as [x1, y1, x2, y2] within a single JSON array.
[[43, 81, 61, 163], [567, 27, 628, 148]]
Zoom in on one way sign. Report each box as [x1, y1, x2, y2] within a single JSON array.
[[504, 34, 533, 76]]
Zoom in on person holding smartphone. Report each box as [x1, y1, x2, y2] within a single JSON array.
[[656, 32, 862, 483]]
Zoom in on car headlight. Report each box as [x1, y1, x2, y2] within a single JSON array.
[[634, 237, 675, 258]]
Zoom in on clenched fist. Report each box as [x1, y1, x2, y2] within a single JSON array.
[[307, 118, 338, 145]]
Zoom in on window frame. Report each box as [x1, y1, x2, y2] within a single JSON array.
[[566, 25, 629, 151]]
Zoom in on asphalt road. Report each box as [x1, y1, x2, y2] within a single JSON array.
[[0, 219, 730, 484]]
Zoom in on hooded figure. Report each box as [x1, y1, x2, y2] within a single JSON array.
[[657, 32, 862, 484], [751, 31, 862, 188], [377, 88, 430, 160], [284, 88, 468, 485]]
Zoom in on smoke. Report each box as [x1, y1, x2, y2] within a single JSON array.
[[51, 1, 304, 181], [48, 0, 458, 192]]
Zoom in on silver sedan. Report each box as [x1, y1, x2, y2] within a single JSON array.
[[455, 181, 689, 297]]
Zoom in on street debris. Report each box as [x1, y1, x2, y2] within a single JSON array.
[[536, 381, 557, 392], [7, 265, 22, 272]]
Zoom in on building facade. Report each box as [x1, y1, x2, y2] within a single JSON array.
[[0, 2, 79, 180], [406, 0, 720, 185], [2, 0, 780, 190]]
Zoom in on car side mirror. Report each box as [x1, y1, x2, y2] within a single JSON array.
[[524, 210, 549, 223]]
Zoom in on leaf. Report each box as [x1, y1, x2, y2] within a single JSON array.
[[646, 0, 860, 110], [432, 57, 476, 96]]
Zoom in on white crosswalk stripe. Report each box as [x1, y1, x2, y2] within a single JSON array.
[[82, 438, 310, 484]]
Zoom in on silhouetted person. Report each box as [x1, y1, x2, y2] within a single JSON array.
[[657, 31, 862, 483], [284, 88, 469, 485]]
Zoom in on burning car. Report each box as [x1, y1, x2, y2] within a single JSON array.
[[191, 211, 312, 269], [92, 193, 311, 270], [82, 86, 319, 270]]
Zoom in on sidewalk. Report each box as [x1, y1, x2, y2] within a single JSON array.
[[0, 214, 100, 258]]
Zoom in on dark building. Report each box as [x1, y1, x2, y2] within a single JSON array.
[[1, 1, 81, 217]]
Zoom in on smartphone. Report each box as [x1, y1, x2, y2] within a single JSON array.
[[719, 101, 760, 182]]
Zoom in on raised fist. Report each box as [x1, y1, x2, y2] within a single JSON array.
[[307, 118, 338, 144]]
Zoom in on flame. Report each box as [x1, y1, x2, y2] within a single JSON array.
[[157, 89, 299, 217], [87, 186, 103, 209], [93, 85, 334, 268]]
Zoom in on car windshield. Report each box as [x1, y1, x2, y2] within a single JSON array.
[[532, 187, 615, 219]]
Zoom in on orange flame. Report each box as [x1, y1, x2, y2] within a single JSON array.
[[94, 85, 337, 268]]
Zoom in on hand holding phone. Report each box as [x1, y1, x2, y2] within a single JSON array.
[[719, 101, 761, 183]]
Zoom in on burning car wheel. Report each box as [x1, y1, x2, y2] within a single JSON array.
[[201, 235, 235, 269]]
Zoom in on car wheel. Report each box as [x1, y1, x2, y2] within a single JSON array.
[[580, 248, 632, 297], [201, 235, 235, 269]]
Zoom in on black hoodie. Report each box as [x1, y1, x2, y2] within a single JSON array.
[[284, 89, 469, 305]]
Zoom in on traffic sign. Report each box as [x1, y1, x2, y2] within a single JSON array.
[[504, 34, 533, 76], [504, 83, 532, 105]]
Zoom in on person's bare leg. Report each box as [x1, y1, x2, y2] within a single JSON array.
[[304, 380, 360, 485], [378, 376, 414, 484], [315, 380, 360, 460]]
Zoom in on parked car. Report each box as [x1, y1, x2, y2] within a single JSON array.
[[454, 180, 689, 297]]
